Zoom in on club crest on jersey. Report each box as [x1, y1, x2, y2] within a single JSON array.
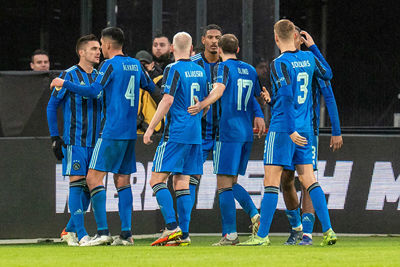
[[73, 162, 81, 171]]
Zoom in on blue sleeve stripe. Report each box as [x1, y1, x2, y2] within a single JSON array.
[[222, 65, 229, 85], [169, 71, 180, 96], [100, 90, 107, 134], [315, 58, 326, 75], [212, 63, 218, 84], [198, 60, 205, 70], [280, 62, 291, 85], [91, 99, 98, 147], [100, 64, 113, 86]]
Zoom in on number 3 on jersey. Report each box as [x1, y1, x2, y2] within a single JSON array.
[[125, 75, 135, 106], [297, 72, 309, 104]]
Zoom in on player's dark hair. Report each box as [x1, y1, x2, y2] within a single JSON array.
[[202, 24, 223, 36], [31, 49, 49, 62], [153, 33, 171, 43], [218, 34, 239, 54], [274, 19, 295, 40], [101, 27, 124, 47], [76, 34, 99, 56]]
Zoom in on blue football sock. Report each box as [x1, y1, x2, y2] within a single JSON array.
[[117, 185, 133, 232], [189, 176, 200, 208], [65, 218, 74, 233], [302, 213, 315, 235], [176, 189, 192, 235], [90, 185, 109, 235], [218, 187, 236, 235], [68, 180, 88, 240], [285, 208, 302, 229], [152, 183, 177, 228], [232, 183, 258, 218], [258, 186, 279, 238], [307, 183, 332, 232]]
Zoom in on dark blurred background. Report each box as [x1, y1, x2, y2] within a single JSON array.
[[1, 0, 400, 128]]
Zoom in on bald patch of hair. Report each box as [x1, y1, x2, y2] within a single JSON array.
[[274, 19, 295, 40], [173, 32, 192, 52]]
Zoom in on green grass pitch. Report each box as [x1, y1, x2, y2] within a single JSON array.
[[1, 236, 399, 266]]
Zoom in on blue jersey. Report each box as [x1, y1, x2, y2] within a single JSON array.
[[269, 50, 332, 134], [215, 59, 261, 142], [161, 59, 207, 144], [63, 55, 155, 140], [191, 53, 219, 140], [47, 65, 102, 147]]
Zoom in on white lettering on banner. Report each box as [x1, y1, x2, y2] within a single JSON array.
[[143, 162, 159, 210], [366, 162, 400, 210], [317, 161, 353, 209], [196, 161, 217, 209], [235, 160, 264, 209], [132, 163, 146, 211], [56, 164, 69, 213]]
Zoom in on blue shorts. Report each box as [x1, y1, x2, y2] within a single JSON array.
[[89, 138, 137, 175], [152, 140, 203, 175], [213, 141, 252, 176], [62, 145, 94, 176], [202, 139, 215, 163], [311, 135, 318, 170], [285, 132, 315, 171], [264, 131, 295, 167]]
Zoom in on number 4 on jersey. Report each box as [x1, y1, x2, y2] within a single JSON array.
[[125, 75, 135, 106]]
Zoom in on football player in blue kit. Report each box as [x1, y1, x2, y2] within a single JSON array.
[[239, 19, 337, 246], [50, 27, 157, 246], [190, 24, 265, 236], [280, 27, 343, 245], [188, 33, 265, 245], [144, 32, 207, 246]]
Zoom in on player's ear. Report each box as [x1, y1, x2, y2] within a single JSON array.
[[30, 62, 34, 70], [201, 35, 206, 45], [171, 44, 175, 53], [236, 46, 240, 54], [190, 44, 193, 55]]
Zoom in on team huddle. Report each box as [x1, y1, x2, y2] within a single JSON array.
[[48, 18, 342, 247]]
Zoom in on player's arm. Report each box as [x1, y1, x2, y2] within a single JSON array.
[[188, 64, 228, 115], [143, 94, 174, 145], [251, 78, 266, 138], [301, 30, 332, 77], [47, 72, 68, 160], [320, 81, 343, 151]]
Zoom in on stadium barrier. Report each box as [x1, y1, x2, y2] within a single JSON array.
[[0, 134, 399, 238]]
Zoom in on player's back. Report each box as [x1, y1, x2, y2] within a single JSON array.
[[98, 55, 146, 140], [216, 59, 261, 142], [162, 59, 207, 144], [55, 65, 102, 147]]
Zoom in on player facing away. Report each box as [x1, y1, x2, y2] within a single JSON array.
[[190, 24, 265, 235], [188, 34, 265, 246], [280, 27, 343, 245], [47, 34, 102, 246], [238, 19, 336, 246], [50, 27, 157, 246], [144, 32, 207, 246]]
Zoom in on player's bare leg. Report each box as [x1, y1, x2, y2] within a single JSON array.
[[296, 164, 336, 246], [299, 184, 315, 245], [281, 170, 303, 245], [150, 172, 182, 246], [111, 174, 134, 246]]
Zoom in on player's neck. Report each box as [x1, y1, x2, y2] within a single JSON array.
[[204, 50, 219, 63], [108, 50, 124, 59], [278, 42, 297, 53], [221, 53, 236, 62], [78, 61, 94, 73], [174, 52, 190, 61]]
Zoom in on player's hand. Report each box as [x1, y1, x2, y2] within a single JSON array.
[[51, 136, 66, 160], [143, 128, 154, 145], [254, 117, 266, 138], [300, 30, 315, 48], [50, 78, 65, 91], [289, 131, 308, 147], [261, 86, 271, 103], [187, 96, 202, 115], [330, 135, 343, 151]]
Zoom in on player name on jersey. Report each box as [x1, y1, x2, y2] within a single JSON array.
[[184, 70, 204, 78], [122, 63, 139, 71], [291, 60, 311, 68], [237, 67, 249, 75]]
